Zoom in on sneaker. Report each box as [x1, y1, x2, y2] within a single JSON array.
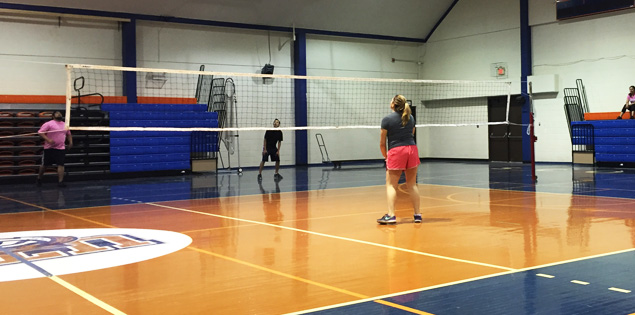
[[274, 173, 283, 180], [414, 214, 422, 223], [377, 214, 396, 224], [257, 174, 262, 182], [617, 116, 622, 119], [35, 178, 42, 187], [58, 181, 66, 188]]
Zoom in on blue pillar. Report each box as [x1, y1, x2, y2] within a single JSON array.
[[122, 19, 137, 103], [294, 30, 308, 165], [520, 0, 532, 162]]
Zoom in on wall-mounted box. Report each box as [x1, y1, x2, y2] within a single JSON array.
[[527, 74, 559, 94]]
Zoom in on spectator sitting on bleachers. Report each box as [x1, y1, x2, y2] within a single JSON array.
[[616, 85, 635, 119]]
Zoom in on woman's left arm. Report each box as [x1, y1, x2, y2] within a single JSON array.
[[380, 129, 388, 159]]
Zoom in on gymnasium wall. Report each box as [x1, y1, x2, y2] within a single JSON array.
[[306, 36, 421, 164], [529, 3, 635, 163], [419, 0, 521, 160], [421, 0, 635, 162], [0, 17, 121, 95], [0, 15, 421, 168], [3, 3, 634, 165], [135, 21, 296, 168]]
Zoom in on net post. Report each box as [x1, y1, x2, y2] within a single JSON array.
[[65, 64, 72, 128], [529, 82, 537, 182], [505, 82, 512, 124]]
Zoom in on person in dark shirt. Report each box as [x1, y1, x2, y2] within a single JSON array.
[[377, 95, 421, 225], [258, 119, 283, 181]]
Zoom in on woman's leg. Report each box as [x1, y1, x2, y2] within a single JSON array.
[[404, 166, 420, 215], [385, 169, 402, 217], [618, 105, 627, 118]]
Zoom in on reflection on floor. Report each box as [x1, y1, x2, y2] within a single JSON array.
[[2, 161, 635, 213], [3, 160, 635, 314]]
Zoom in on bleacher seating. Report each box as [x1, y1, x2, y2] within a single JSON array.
[[103, 104, 218, 173], [572, 120, 635, 163]]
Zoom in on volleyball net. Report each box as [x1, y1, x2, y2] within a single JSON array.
[[65, 64, 512, 132]]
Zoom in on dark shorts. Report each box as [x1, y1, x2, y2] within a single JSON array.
[[627, 104, 635, 111], [42, 149, 66, 166], [262, 148, 280, 162]]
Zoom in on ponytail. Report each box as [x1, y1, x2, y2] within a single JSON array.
[[401, 102, 411, 127], [392, 95, 411, 126]]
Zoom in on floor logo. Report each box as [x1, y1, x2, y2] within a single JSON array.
[[0, 229, 192, 282]]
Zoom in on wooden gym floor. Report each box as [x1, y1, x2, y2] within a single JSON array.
[[1, 161, 635, 314]]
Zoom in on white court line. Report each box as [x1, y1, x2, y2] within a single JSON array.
[[287, 248, 635, 314], [609, 287, 631, 293], [571, 280, 589, 285], [609, 288, 631, 293], [286, 269, 519, 315], [515, 248, 635, 272], [146, 202, 515, 271], [536, 273, 554, 278], [421, 181, 635, 202], [147, 202, 635, 315], [50, 276, 127, 315]]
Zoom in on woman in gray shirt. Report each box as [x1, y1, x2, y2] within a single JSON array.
[[377, 95, 421, 224]]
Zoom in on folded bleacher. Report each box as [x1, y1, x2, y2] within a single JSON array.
[[572, 120, 635, 163], [103, 104, 218, 173]]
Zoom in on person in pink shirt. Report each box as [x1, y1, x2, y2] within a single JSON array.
[[36, 111, 73, 187], [617, 85, 635, 119]]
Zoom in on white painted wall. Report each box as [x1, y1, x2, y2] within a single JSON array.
[[1, 16, 424, 169], [0, 16, 121, 95], [421, 0, 635, 163], [136, 22, 296, 168], [134, 23, 424, 168], [306, 36, 422, 164], [418, 0, 521, 160], [529, 5, 635, 162]]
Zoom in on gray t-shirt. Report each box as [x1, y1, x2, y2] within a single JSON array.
[[381, 111, 416, 150]]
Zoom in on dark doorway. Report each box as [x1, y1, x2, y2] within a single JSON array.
[[488, 95, 523, 162]]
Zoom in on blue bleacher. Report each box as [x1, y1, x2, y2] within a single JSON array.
[[104, 104, 219, 173], [572, 120, 635, 163]]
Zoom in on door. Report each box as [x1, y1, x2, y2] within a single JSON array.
[[488, 95, 523, 162]]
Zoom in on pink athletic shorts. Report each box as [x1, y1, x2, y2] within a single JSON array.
[[386, 145, 420, 170]]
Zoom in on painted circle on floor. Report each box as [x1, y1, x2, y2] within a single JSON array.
[[0, 228, 192, 282]]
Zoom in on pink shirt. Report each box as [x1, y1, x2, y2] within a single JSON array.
[[628, 94, 635, 104], [38, 120, 70, 150]]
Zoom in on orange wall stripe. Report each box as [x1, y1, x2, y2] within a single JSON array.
[[0, 95, 126, 104]]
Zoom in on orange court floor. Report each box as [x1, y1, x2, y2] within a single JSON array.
[[1, 161, 635, 314]]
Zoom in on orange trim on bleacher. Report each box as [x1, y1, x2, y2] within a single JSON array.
[[0, 95, 126, 104], [584, 112, 631, 120], [137, 97, 197, 104], [0, 95, 197, 105]]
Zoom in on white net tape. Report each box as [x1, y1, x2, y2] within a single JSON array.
[[66, 64, 512, 132]]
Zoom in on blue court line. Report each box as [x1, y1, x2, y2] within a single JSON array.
[[0, 248, 53, 277]]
